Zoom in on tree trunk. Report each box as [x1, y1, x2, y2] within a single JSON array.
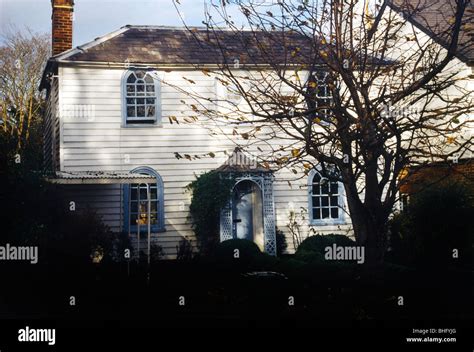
[[345, 186, 389, 268], [354, 212, 388, 268]]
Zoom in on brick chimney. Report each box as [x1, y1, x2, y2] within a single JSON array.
[[51, 0, 74, 55]]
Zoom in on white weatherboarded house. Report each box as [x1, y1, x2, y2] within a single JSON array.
[[41, 0, 472, 258], [41, 24, 352, 258]]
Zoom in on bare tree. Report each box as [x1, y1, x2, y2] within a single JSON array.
[[0, 27, 50, 150], [170, 0, 473, 265]]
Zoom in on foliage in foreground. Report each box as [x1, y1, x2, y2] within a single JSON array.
[[186, 171, 236, 254], [389, 183, 474, 268]]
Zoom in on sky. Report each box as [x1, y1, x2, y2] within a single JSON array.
[[0, 0, 243, 45]]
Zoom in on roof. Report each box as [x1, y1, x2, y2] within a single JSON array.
[[46, 171, 156, 184], [53, 25, 316, 66], [39, 25, 391, 90], [388, 0, 474, 65]]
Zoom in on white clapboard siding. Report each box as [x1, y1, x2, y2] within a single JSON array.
[[54, 65, 352, 257]]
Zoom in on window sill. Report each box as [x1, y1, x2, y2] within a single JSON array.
[[310, 219, 347, 226]]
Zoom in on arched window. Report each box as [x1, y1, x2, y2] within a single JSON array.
[[306, 71, 333, 122], [124, 167, 165, 233], [308, 169, 346, 225], [122, 70, 161, 126]]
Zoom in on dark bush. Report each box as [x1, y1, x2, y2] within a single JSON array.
[[1, 131, 130, 280], [293, 249, 325, 263], [389, 183, 473, 268], [176, 237, 194, 260], [214, 239, 262, 262], [43, 209, 130, 267], [387, 213, 415, 265], [275, 227, 288, 256], [291, 235, 358, 281], [212, 239, 278, 271], [295, 234, 356, 261], [276, 255, 357, 282]]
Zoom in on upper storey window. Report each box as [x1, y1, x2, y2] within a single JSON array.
[[123, 70, 161, 126]]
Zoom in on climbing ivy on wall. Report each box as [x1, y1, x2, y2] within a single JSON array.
[[186, 171, 236, 255]]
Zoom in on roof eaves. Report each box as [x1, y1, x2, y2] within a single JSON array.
[[46, 170, 156, 184]]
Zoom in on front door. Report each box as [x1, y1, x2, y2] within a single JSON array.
[[232, 180, 264, 250]]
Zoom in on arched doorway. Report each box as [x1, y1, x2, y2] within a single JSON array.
[[232, 180, 264, 251], [217, 148, 277, 255]]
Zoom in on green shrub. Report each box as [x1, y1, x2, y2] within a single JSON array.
[[387, 213, 416, 264], [389, 183, 474, 268], [276, 256, 357, 282], [176, 237, 194, 260], [213, 239, 262, 262], [186, 171, 235, 255], [1, 133, 130, 270], [275, 258, 308, 276], [275, 227, 288, 256], [295, 234, 356, 262], [252, 252, 279, 269], [43, 209, 130, 267], [293, 249, 325, 263], [211, 238, 280, 271]]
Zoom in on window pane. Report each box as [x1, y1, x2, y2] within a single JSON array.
[[150, 187, 158, 200], [137, 213, 146, 225], [136, 84, 145, 95], [312, 184, 320, 195], [321, 196, 329, 206], [321, 183, 329, 194], [131, 186, 137, 200], [139, 201, 147, 212], [330, 196, 338, 206], [135, 71, 145, 79], [139, 187, 148, 200], [137, 106, 145, 117], [137, 98, 145, 105], [127, 106, 135, 117], [131, 202, 138, 213], [330, 182, 338, 194], [312, 196, 320, 207], [144, 75, 154, 83], [146, 85, 155, 93], [331, 208, 339, 219], [130, 214, 138, 225], [126, 98, 135, 105], [146, 98, 155, 105], [126, 85, 135, 94], [146, 106, 155, 117], [151, 202, 157, 212], [313, 208, 320, 220], [322, 208, 329, 219], [127, 74, 136, 83]]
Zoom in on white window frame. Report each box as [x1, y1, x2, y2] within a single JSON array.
[[306, 70, 333, 125], [122, 70, 162, 127], [308, 168, 347, 226]]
